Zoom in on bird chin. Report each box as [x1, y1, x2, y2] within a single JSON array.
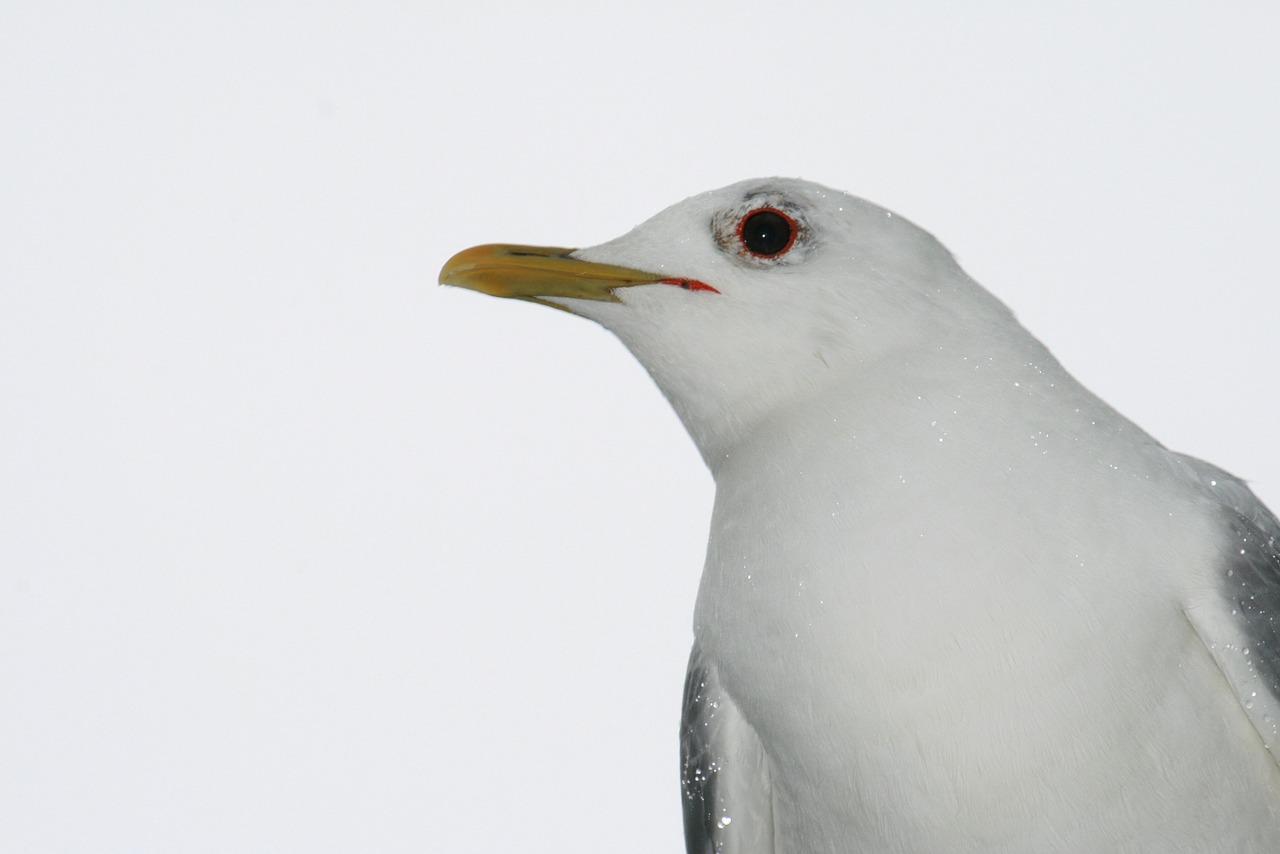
[[539, 294, 632, 324], [537, 295, 596, 317], [515, 295, 585, 315]]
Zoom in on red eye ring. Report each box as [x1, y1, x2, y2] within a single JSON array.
[[736, 207, 798, 258]]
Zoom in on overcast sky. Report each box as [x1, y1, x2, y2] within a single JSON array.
[[3, 3, 1279, 851]]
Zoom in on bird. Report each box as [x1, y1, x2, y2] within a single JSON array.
[[439, 178, 1280, 851]]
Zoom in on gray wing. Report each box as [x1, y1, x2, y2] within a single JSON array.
[[681, 642, 775, 854], [1176, 453, 1280, 754]]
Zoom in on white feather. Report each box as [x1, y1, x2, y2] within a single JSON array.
[[551, 178, 1280, 850]]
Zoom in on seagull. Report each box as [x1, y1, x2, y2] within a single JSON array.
[[439, 178, 1280, 851]]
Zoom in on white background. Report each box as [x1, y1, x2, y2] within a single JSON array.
[[3, 3, 1278, 851]]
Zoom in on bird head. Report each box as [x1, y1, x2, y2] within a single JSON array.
[[441, 178, 1013, 464]]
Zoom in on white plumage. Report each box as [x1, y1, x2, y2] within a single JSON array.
[[441, 178, 1280, 851]]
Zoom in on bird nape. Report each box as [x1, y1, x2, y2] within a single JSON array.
[[440, 178, 1280, 852]]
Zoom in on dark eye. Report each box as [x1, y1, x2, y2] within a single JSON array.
[[737, 208, 797, 258]]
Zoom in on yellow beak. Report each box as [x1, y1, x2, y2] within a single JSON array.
[[438, 243, 669, 307]]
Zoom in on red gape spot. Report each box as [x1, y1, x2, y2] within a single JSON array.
[[660, 277, 721, 294]]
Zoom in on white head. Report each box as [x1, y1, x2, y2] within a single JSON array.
[[441, 178, 1021, 464]]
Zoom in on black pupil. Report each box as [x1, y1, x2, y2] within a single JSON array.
[[740, 210, 793, 257]]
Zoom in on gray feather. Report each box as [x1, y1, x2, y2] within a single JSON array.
[[680, 643, 775, 854], [1176, 452, 1280, 743]]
